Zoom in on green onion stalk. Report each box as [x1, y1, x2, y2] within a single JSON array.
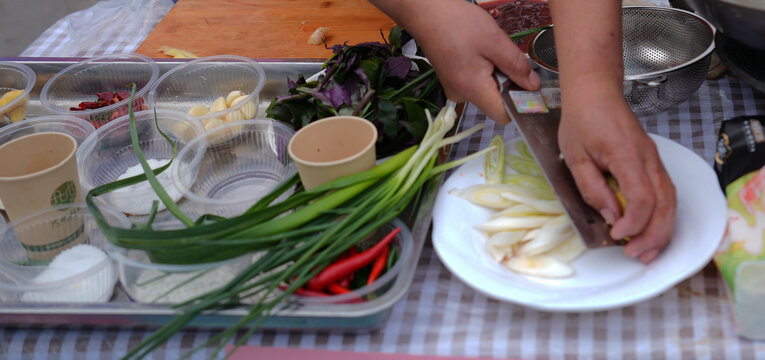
[[86, 85, 497, 359]]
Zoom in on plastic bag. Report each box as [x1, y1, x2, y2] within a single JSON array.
[[714, 115, 765, 340], [41, 0, 174, 57]]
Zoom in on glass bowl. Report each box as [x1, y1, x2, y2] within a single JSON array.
[[147, 55, 266, 132], [292, 218, 413, 305], [0, 115, 95, 148], [174, 119, 296, 219], [76, 109, 206, 221], [40, 53, 159, 129], [0, 62, 36, 128], [0, 203, 129, 303], [106, 220, 253, 304]]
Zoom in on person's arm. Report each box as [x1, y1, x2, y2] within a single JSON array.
[[368, 0, 540, 124], [549, 0, 676, 263]]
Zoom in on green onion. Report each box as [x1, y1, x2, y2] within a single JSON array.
[[485, 135, 505, 184], [88, 85, 494, 359]]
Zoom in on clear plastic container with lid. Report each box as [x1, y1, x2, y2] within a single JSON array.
[[40, 53, 159, 129], [0, 62, 36, 127]]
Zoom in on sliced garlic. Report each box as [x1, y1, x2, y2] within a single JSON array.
[[187, 104, 209, 117], [209, 97, 227, 113], [231, 95, 257, 119], [226, 90, 245, 107], [503, 255, 574, 278]]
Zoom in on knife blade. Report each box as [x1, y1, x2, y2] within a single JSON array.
[[494, 71, 618, 248]]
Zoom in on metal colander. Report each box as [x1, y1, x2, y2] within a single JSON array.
[[529, 6, 716, 116]]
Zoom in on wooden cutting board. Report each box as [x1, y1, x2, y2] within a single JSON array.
[[136, 0, 396, 60]]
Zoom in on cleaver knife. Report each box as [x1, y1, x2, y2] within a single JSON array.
[[494, 71, 618, 248]]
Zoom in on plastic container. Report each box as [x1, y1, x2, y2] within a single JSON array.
[[0, 115, 95, 148], [174, 119, 296, 219], [0, 62, 36, 127], [0, 203, 129, 303], [76, 109, 206, 220], [148, 55, 266, 130], [295, 218, 413, 304], [40, 53, 159, 129], [107, 220, 253, 304]]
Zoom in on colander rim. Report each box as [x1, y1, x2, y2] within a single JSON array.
[[528, 6, 717, 81]]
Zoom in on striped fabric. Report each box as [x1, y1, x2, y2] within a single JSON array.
[[6, 2, 765, 358], [3, 77, 765, 359]]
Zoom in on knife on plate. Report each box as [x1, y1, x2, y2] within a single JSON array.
[[494, 70, 618, 248]]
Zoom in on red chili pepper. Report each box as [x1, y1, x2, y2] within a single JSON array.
[[327, 283, 351, 295], [277, 284, 329, 297], [366, 245, 389, 286], [307, 226, 401, 291], [339, 276, 350, 288]]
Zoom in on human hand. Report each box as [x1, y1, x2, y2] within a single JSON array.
[[392, 0, 540, 124], [557, 85, 677, 264]]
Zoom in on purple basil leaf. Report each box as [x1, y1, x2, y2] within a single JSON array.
[[385, 57, 411, 80], [323, 84, 351, 108], [354, 67, 371, 89]]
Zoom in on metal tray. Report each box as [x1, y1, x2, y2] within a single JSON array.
[[0, 58, 451, 330]]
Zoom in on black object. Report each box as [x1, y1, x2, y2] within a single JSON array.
[[716, 33, 765, 95], [715, 115, 765, 189]]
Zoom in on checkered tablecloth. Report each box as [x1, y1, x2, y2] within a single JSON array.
[[5, 2, 765, 359]]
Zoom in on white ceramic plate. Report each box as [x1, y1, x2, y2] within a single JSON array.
[[432, 134, 727, 312]]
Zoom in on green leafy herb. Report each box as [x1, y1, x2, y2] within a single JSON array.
[[266, 26, 446, 158]]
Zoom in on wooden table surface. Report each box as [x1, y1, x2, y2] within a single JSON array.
[[136, 0, 396, 60]]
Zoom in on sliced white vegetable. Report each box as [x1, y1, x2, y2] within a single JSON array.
[[503, 173, 554, 199], [514, 140, 533, 159], [506, 154, 543, 177], [545, 233, 586, 263], [517, 215, 573, 256], [522, 228, 542, 241], [503, 255, 574, 278], [475, 215, 552, 232], [456, 184, 518, 209], [490, 203, 544, 219], [500, 191, 564, 214], [485, 231, 526, 262], [485, 135, 505, 184]]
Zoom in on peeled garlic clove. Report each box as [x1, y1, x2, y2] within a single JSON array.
[[187, 105, 209, 117], [226, 90, 245, 107], [504, 255, 573, 278], [224, 109, 244, 123], [231, 95, 257, 119], [204, 117, 224, 131], [209, 97, 227, 113]]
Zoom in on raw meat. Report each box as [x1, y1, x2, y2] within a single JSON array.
[[480, 0, 552, 53]]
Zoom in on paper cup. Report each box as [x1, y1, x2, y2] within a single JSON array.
[[0, 132, 83, 260], [288, 116, 377, 190]]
